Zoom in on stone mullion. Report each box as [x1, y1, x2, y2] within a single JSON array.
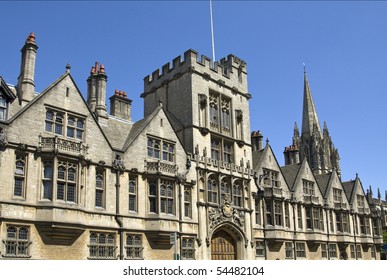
[[52, 156, 58, 201]]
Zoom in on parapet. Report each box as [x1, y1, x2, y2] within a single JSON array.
[[143, 49, 248, 94]]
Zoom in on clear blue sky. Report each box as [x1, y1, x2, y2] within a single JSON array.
[[1, 1, 387, 198]]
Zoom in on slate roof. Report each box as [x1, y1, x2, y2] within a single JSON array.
[[100, 117, 133, 150], [342, 180, 355, 203], [280, 164, 301, 190], [315, 173, 331, 196], [252, 149, 264, 169]]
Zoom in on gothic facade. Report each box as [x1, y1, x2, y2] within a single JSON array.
[[0, 33, 385, 260]]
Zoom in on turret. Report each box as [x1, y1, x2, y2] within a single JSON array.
[[17, 32, 38, 105]]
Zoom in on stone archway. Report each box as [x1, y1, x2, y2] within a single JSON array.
[[211, 230, 237, 260]]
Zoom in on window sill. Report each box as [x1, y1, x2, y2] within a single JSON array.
[[2, 254, 31, 259], [87, 257, 117, 260], [11, 196, 26, 201]]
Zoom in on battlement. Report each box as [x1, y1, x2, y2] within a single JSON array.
[[143, 49, 248, 94]]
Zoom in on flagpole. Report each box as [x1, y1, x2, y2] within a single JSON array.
[[210, 0, 216, 63]]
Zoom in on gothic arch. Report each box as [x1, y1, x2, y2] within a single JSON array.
[[210, 222, 248, 260]]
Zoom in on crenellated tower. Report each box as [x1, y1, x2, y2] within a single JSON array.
[[141, 49, 251, 158], [284, 69, 340, 175]]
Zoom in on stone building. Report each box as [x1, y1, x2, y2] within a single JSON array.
[[0, 33, 385, 260]]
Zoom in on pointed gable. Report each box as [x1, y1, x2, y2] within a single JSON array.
[[6, 72, 114, 162], [253, 144, 290, 196], [322, 169, 349, 208], [122, 105, 188, 174], [342, 175, 370, 212], [284, 158, 324, 204]]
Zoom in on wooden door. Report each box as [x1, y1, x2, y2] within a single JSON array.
[[211, 230, 236, 260]]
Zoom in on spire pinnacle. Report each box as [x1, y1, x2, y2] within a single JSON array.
[[302, 69, 322, 138]]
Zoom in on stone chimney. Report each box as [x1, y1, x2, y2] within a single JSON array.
[[17, 32, 38, 105], [87, 62, 108, 121], [251, 130, 263, 151], [86, 63, 98, 112], [284, 145, 300, 165], [109, 90, 132, 121], [95, 64, 108, 119]]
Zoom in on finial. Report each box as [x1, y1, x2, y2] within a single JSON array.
[[378, 188, 381, 199], [159, 99, 163, 106], [65, 63, 71, 73], [266, 138, 269, 145], [355, 172, 358, 178], [303, 63, 306, 73]]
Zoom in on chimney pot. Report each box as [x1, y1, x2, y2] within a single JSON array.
[[100, 64, 105, 73], [27, 32, 36, 42]]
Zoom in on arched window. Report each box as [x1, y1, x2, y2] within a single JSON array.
[[232, 182, 243, 207], [221, 179, 231, 202], [95, 169, 105, 208], [129, 176, 137, 212], [126, 234, 143, 259], [148, 181, 157, 213], [14, 154, 26, 197], [89, 232, 116, 259], [57, 161, 77, 202], [42, 161, 53, 200], [0, 95, 8, 120], [160, 181, 174, 214], [184, 188, 191, 218], [4, 225, 30, 257], [207, 177, 218, 204]]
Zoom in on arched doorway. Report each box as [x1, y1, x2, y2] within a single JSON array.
[[211, 230, 236, 260]]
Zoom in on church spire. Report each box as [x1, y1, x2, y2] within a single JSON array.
[[302, 69, 322, 138]]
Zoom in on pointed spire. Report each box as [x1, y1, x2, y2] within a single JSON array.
[[369, 185, 373, 196], [378, 188, 381, 200], [302, 69, 322, 138]]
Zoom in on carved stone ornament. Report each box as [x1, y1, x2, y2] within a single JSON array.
[[0, 131, 7, 147], [207, 197, 245, 237]]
